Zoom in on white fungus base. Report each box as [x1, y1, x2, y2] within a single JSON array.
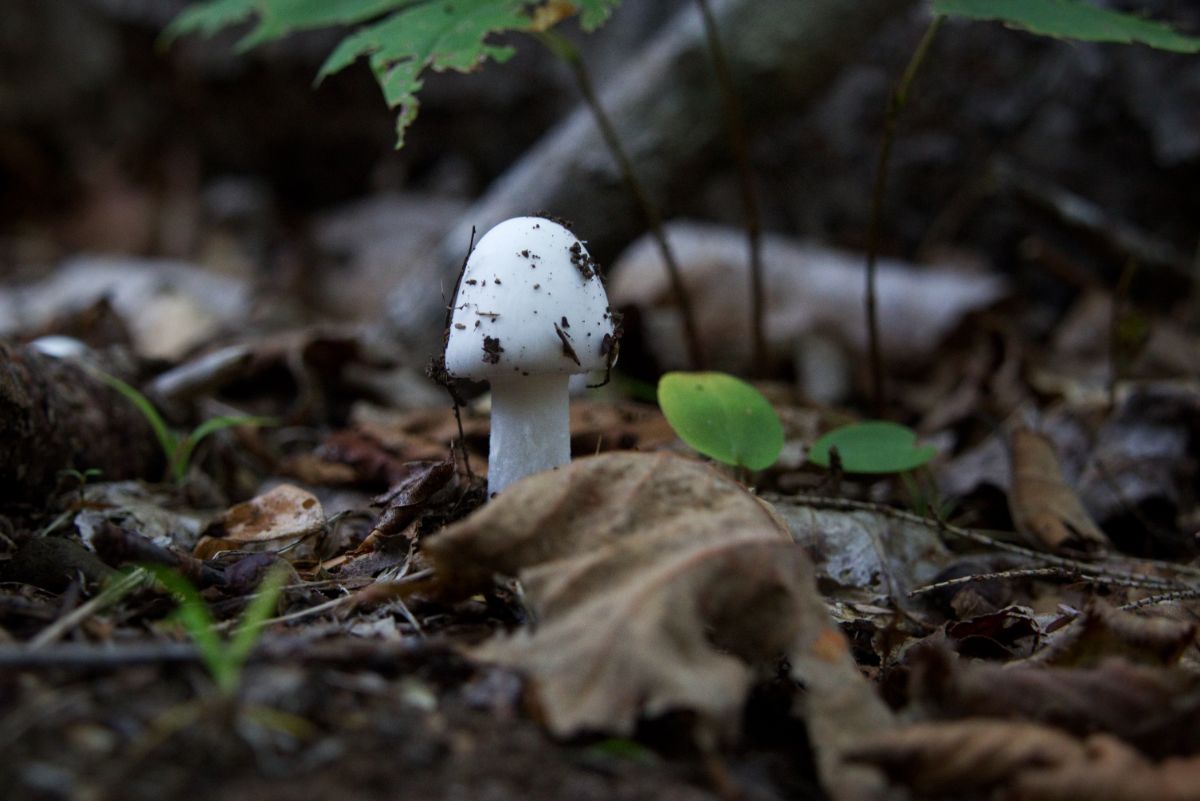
[[487, 373, 571, 496]]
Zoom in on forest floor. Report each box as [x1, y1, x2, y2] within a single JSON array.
[[3, 3, 1200, 800]]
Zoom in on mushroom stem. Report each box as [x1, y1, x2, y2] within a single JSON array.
[[487, 373, 571, 495]]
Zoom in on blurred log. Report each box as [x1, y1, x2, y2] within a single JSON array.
[[389, 0, 916, 353], [0, 343, 163, 503]]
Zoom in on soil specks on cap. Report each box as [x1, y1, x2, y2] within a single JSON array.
[[482, 336, 504, 364]]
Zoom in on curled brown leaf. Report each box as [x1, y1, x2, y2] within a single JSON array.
[[415, 452, 895, 800], [1009, 427, 1108, 554]]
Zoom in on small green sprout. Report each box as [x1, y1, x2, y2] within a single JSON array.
[[657, 371, 784, 471], [98, 371, 275, 483], [146, 562, 288, 697], [808, 421, 936, 474]]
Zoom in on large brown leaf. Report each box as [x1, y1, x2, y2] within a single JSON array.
[[851, 720, 1200, 801], [906, 646, 1200, 758], [418, 452, 894, 800]]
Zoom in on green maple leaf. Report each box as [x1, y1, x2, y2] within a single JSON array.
[[934, 0, 1200, 53], [166, 0, 620, 147]]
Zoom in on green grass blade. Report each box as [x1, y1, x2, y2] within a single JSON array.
[[171, 415, 277, 481], [226, 562, 289, 670], [144, 564, 236, 693], [95, 371, 178, 465]]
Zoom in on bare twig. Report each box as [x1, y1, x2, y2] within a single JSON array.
[[535, 30, 704, 370], [212, 568, 435, 632], [864, 15, 943, 414], [1120, 589, 1200, 611], [0, 632, 455, 672], [28, 568, 149, 650], [909, 566, 1074, 596], [695, 0, 765, 375], [783, 493, 1200, 584], [909, 565, 1184, 597]]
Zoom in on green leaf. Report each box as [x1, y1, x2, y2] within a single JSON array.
[[167, 0, 621, 146], [657, 372, 784, 471], [95, 371, 179, 466], [933, 0, 1200, 53], [165, 0, 411, 46], [163, 0, 260, 41], [171, 415, 277, 482], [225, 562, 288, 672], [808, 421, 936, 475], [317, 1, 529, 147], [144, 564, 236, 693], [145, 563, 287, 697]]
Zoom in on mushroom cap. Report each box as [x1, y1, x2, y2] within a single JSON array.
[[444, 217, 615, 380]]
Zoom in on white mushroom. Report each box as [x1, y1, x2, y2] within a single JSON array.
[[444, 217, 616, 496]]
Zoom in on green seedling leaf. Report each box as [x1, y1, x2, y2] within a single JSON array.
[[171, 415, 278, 482], [808, 421, 936, 474], [167, 0, 620, 147], [97, 369, 275, 482], [145, 564, 233, 691], [146, 563, 288, 696], [96, 371, 178, 464], [226, 563, 288, 669], [657, 371, 784, 471], [933, 0, 1200, 53]]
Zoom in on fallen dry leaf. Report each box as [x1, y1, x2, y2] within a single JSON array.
[[906, 646, 1200, 758], [417, 451, 894, 801], [945, 604, 1043, 659], [1009, 427, 1108, 553], [771, 497, 956, 612], [368, 458, 457, 539], [313, 428, 448, 488], [848, 719, 1086, 796], [1035, 600, 1197, 668], [568, 400, 677, 456], [195, 483, 324, 558], [1013, 734, 1200, 801], [851, 719, 1200, 801]]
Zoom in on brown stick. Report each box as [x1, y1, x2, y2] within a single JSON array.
[[0, 636, 463, 672]]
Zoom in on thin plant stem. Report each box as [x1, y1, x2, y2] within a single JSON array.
[[535, 30, 705, 370], [694, 0, 765, 375], [865, 15, 943, 415], [433, 227, 476, 481]]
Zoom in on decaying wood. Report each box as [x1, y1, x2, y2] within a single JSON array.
[[0, 342, 162, 503]]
